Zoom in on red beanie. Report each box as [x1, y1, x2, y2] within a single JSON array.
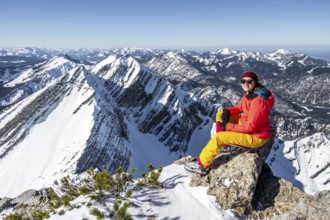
[[241, 71, 258, 83]]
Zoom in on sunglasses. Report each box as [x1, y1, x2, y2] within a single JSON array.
[[241, 79, 254, 84]]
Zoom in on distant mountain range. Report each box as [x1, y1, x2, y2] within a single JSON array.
[[0, 47, 329, 198]]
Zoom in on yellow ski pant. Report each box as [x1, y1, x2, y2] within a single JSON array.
[[198, 111, 268, 167]]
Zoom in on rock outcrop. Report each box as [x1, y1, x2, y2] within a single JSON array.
[[0, 188, 52, 218], [176, 145, 330, 219], [252, 164, 330, 219]]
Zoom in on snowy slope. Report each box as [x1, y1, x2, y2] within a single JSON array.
[[45, 164, 238, 220], [267, 132, 330, 195], [0, 67, 96, 197], [129, 164, 237, 220]]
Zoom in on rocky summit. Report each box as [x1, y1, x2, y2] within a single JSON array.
[[176, 149, 330, 219]]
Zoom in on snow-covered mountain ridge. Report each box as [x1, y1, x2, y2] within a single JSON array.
[[0, 53, 216, 198], [2, 47, 329, 108], [0, 48, 329, 218]]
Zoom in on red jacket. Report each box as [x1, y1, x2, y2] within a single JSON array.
[[225, 89, 274, 139]]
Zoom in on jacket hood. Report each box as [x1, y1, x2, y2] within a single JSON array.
[[254, 87, 271, 100]]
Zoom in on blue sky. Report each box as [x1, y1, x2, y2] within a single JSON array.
[[1, 0, 330, 51]]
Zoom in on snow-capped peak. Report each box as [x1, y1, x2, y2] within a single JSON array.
[[4, 55, 78, 87], [165, 51, 179, 59], [219, 47, 230, 55], [274, 49, 291, 54], [91, 55, 118, 73], [163, 51, 188, 63], [215, 48, 237, 56]]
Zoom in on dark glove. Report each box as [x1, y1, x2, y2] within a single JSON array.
[[219, 109, 229, 131]]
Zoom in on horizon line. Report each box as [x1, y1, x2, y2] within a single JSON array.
[[1, 44, 330, 51]]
